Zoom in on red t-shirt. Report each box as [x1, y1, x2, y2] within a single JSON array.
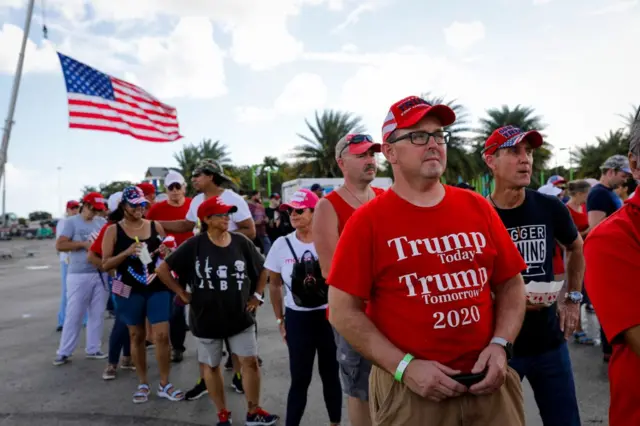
[[585, 188, 640, 426], [146, 198, 192, 246], [90, 222, 111, 257], [568, 204, 589, 232], [327, 186, 526, 372]]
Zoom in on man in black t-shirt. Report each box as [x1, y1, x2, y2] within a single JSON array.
[[483, 126, 585, 426]]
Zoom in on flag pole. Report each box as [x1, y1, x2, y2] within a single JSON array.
[[0, 0, 36, 223]]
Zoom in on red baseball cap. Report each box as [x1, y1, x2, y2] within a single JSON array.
[[82, 192, 107, 211], [483, 125, 543, 156], [279, 189, 319, 211], [197, 196, 238, 222], [137, 182, 156, 197], [381, 96, 456, 142], [66, 200, 80, 209], [335, 134, 381, 158]]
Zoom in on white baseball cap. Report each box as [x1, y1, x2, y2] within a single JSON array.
[[165, 170, 185, 187], [108, 191, 123, 211], [538, 184, 562, 197]]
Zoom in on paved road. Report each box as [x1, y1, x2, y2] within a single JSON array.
[[0, 240, 610, 425]]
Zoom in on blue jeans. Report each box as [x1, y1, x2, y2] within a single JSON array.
[[509, 342, 580, 426], [57, 261, 87, 327], [108, 301, 131, 365]]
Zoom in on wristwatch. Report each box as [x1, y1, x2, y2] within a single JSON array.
[[565, 291, 583, 304], [276, 317, 284, 325], [490, 337, 514, 360]]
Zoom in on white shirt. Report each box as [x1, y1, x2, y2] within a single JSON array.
[[264, 231, 327, 312], [56, 217, 68, 263], [186, 189, 252, 232]]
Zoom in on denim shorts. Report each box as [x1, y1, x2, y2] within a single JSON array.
[[334, 328, 371, 401], [115, 291, 171, 326]]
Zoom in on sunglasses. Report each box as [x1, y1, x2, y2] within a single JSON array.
[[288, 208, 312, 215], [167, 183, 183, 191], [339, 134, 374, 157], [126, 202, 148, 209]]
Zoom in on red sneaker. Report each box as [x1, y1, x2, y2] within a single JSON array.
[[217, 409, 232, 425], [246, 407, 279, 425]]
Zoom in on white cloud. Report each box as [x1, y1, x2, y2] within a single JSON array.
[[22, 0, 317, 71], [236, 73, 327, 123], [331, 47, 465, 135], [235, 106, 278, 124], [443, 21, 486, 51], [0, 18, 226, 99], [590, 0, 638, 15], [0, 24, 59, 74], [332, 3, 377, 32]]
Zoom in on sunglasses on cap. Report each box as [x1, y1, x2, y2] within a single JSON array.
[[167, 183, 183, 191], [339, 134, 374, 157]]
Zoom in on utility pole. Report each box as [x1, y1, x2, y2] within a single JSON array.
[[0, 0, 36, 188]]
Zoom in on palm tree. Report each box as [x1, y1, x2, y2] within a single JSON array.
[[618, 104, 640, 133], [260, 156, 281, 175], [200, 139, 231, 166], [421, 93, 477, 182], [473, 105, 552, 186], [572, 129, 629, 179], [292, 110, 365, 177]]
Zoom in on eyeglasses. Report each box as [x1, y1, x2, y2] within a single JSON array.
[[387, 130, 451, 145], [167, 183, 183, 191], [339, 134, 374, 157], [210, 213, 230, 218]]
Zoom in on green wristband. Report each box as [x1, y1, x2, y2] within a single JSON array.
[[394, 353, 415, 382]]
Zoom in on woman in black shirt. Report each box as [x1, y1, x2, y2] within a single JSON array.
[[101, 186, 183, 404], [157, 195, 279, 426]]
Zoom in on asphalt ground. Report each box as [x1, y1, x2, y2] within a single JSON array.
[[0, 240, 611, 425]]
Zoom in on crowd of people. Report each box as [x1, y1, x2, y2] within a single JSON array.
[[50, 95, 640, 426]]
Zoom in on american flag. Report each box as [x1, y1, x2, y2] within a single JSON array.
[[111, 279, 132, 298], [57, 52, 182, 143]]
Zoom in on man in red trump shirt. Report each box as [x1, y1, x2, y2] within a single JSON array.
[[327, 95, 527, 425], [585, 113, 640, 426]]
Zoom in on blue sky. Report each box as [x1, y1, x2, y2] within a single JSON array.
[[0, 0, 638, 216]]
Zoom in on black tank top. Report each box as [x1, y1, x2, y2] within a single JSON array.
[[113, 221, 165, 293]]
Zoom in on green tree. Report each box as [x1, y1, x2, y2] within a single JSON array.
[[292, 110, 365, 177], [200, 139, 231, 165], [173, 139, 232, 195], [99, 180, 135, 198], [80, 185, 99, 196], [618, 104, 640, 132], [421, 93, 476, 182], [473, 105, 552, 187], [28, 211, 52, 221], [572, 129, 629, 179]]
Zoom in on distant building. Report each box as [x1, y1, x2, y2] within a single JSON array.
[[143, 167, 181, 191]]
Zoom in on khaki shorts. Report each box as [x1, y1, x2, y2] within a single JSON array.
[[369, 365, 525, 426], [195, 326, 258, 368]]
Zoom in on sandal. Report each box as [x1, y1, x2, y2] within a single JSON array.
[[120, 357, 136, 371], [573, 332, 595, 345], [157, 383, 184, 401], [133, 383, 150, 404]]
